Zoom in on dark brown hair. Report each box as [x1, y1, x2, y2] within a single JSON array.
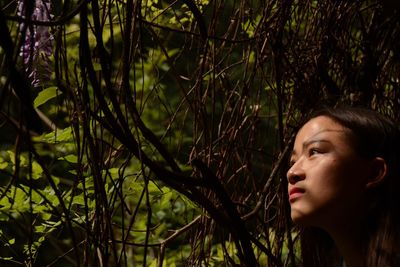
[[297, 106, 400, 267]]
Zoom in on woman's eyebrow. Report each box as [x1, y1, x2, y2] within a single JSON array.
[[302, 139, 331, 150], [290, 129, 343, 159], [302, 129, 344, 149], [290, 139, 330, 159]]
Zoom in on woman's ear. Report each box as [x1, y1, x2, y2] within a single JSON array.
[[366, 157, 387, 189]]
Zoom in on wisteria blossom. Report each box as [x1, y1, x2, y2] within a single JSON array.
[[18, 0, 53, 88]]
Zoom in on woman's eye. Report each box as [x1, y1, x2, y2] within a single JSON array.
[[309, 148, 320, 156]]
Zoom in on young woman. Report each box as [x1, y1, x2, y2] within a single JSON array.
[[286, 107, 400, 267]]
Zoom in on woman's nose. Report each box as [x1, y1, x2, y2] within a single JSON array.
[[287, 161, 305, 184]]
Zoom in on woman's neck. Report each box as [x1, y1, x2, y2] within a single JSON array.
[[334, 235, 364, 267], [326, 222, 365, 267]]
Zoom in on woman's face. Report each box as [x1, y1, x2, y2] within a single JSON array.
[[287, 116, 372, 230]]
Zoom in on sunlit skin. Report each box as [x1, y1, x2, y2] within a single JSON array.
[[287, 116, 371, 229], [287, 116, 387, 267]]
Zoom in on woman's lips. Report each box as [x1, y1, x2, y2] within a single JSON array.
[[288, 187, 305, 202]]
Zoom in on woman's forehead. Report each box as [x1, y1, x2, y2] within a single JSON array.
[[301, 116, 344, 133], [294, 116, 349, 147]]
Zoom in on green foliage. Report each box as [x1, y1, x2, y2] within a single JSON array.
[[34, 87, 61, 108]]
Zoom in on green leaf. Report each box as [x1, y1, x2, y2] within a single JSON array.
[[0, 161, 7, 169], [93, 63, 102, 71], [32, 161, 43, 179], [0, 257, 13, 261], [59, 154, 78, 163], [41, 127, 73, 143], [41, 212, 52, 221], [35, 225, 46, 233], [34, 86, 62, 108], [71, 195, 85, 205]]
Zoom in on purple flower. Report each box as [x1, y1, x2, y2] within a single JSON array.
[[18, 0, 53, 88]]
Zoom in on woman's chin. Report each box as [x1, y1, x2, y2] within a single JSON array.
[[290, 210, 314, 226]]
